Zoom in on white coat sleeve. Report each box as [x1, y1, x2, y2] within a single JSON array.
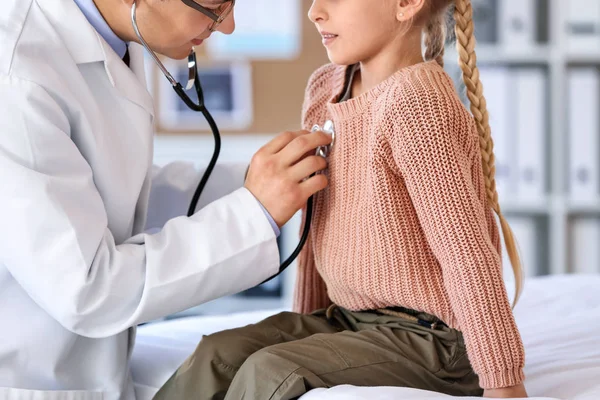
[[0, 76, 280, 338], [146, 161, 248, 230]]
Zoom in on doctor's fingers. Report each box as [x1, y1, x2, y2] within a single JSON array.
[[300, 173, 329, 199], [289, 155, 328, 182], [278, 131, 332, 167], [260, 130, 310, 155]]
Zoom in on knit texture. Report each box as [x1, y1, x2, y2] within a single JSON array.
[[293, 61, 525, 390]]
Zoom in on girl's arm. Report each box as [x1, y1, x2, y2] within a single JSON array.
[[385, 70, 526, 391]]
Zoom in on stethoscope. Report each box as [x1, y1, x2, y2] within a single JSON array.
[[131, 3, 335, 285]]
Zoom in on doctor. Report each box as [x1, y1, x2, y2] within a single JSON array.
[[0, 0, 331, 398]]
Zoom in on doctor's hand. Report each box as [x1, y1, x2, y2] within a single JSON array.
[[245, 130, 332, 228]]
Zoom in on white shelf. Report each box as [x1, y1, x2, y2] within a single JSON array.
[[567, 199, 600, 214], [502, 198, 600, 215], [501, 198, 552, 214], [444, 45, 551, 66], [566, 54, 600, 64], [476, 45, 552, 64]]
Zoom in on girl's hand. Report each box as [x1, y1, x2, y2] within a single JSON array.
[[483, 384, 528, 398]]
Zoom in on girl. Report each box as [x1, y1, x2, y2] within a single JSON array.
[[154, 0, 528, 399]]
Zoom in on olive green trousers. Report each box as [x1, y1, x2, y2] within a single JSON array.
[[153, 305, 482, 400]]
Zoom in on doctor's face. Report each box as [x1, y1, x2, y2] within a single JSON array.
[[132, 0, 236, 59]]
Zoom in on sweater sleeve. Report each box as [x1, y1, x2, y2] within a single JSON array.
[[385, 69, 525, 389], [292, 64, 336, 314]]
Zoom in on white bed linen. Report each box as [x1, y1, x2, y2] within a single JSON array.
[[132, 275, 600, 399]]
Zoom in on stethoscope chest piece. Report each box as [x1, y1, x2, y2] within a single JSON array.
[[312, 119, 335, 159]]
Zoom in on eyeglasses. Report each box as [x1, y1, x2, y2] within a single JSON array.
[[181, 0, 236, 32]]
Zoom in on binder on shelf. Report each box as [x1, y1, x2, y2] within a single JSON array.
[[571, 217, 600, 274], [481, 66, 516, 199], [472, 0, 498, 45], [565, 0, 600, 53], [568, 68, 600, 201], [499, 0, 537, 51], [515, 68, 547, 199]]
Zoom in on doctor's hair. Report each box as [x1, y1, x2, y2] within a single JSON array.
[[421, 0, 524, 307]]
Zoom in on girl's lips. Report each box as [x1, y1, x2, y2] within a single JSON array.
[[320, 32, 338, 46], [191, 39, 204, 46]]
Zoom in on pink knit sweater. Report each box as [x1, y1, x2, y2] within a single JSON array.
[[293, 61, 525, 389]]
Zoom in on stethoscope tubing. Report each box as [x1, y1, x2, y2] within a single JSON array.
[[131, 1, 328, 286]]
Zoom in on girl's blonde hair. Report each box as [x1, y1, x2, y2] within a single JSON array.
[[423, 0, 524, 307]]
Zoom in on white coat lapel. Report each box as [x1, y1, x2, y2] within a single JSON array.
[[39, 0, 154, 117], [101, 41, 155, 117]]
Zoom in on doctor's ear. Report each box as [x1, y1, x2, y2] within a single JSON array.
[[396, 0, 427, 22]]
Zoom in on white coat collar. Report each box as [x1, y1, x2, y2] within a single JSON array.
[[38, 0, 154, 116]]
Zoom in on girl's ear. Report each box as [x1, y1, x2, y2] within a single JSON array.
[[396, 0, 427, 22]]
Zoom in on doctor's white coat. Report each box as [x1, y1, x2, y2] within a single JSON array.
[[0, 0, 280, 398]]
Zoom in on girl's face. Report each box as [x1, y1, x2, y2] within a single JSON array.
[[308, 0, 406, 66]]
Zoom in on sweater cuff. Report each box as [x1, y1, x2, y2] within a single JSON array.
[[478, 367, 525, 390]]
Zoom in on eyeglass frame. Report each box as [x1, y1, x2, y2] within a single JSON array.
[[181, 0, 236, 32]]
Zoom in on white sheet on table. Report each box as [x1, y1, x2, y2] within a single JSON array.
[[132, 275, 600, 400], [300, 385, 556, 400]]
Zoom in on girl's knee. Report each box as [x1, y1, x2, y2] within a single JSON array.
[[193, 320, 284, 370], [229, 347, 311, 400], [237, 346, 291, 379], [192, 330, 248, 370]]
